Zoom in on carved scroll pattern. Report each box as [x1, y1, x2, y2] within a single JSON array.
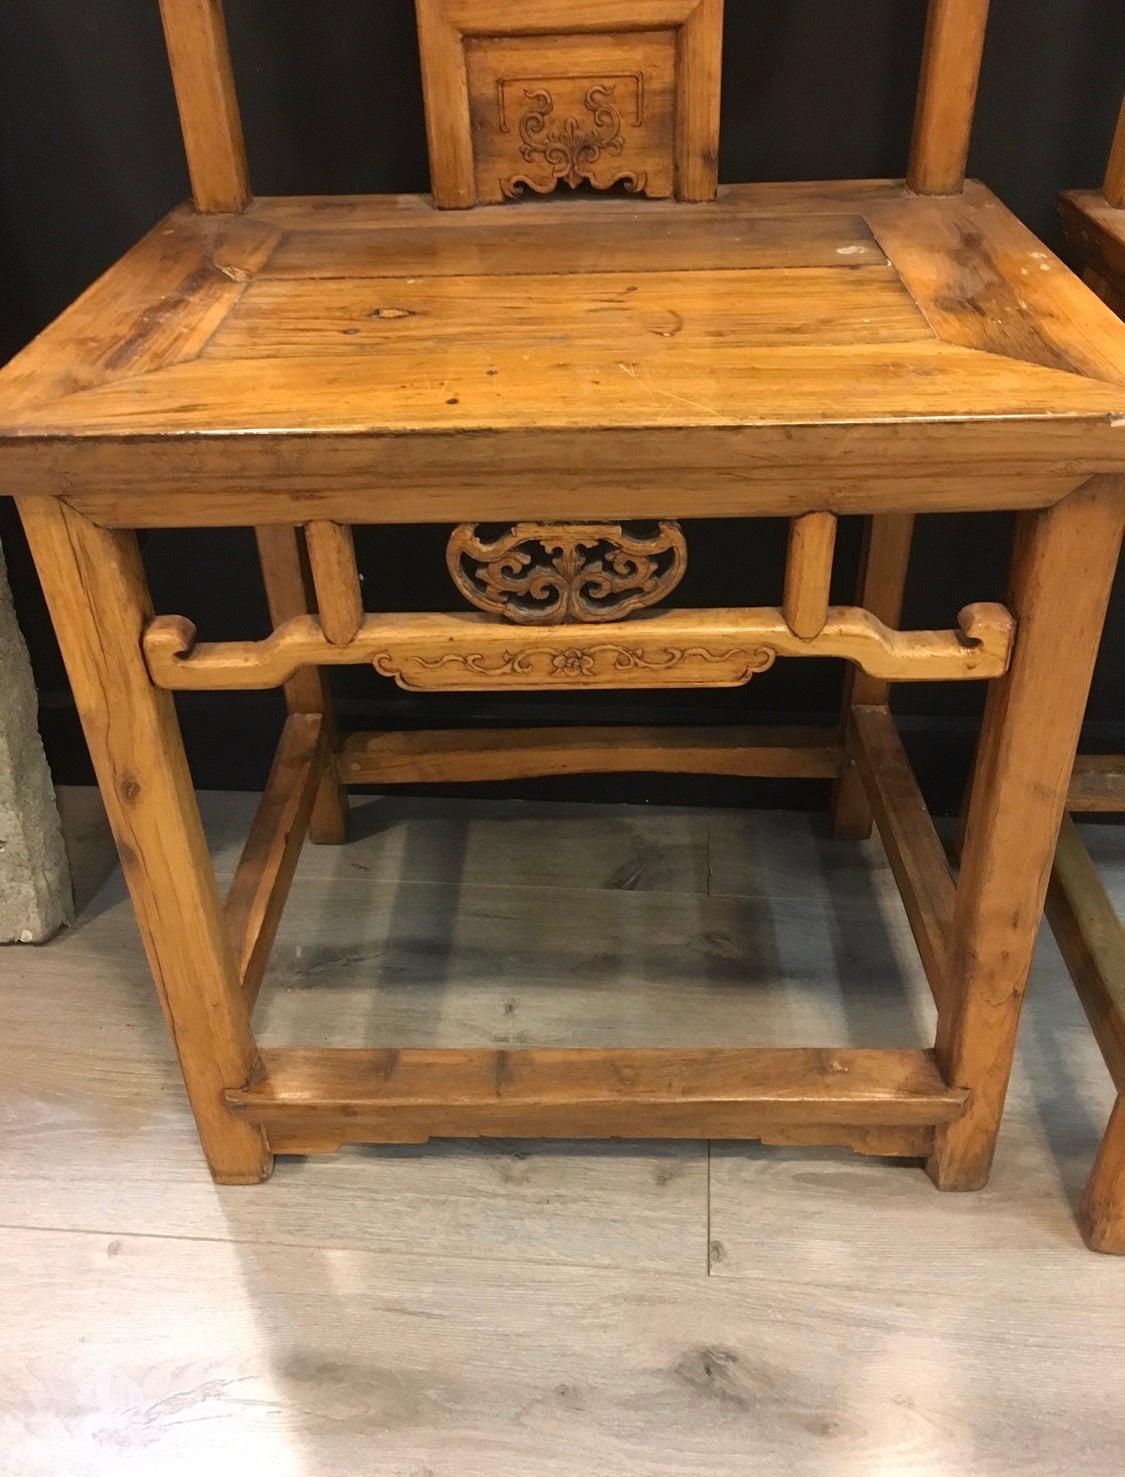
[[373, 643, 776, 692], [447, 521, 688, 625], [501, 81, 647, 198]]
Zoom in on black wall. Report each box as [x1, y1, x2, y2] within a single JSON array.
[[1, 1, 1122, 813]]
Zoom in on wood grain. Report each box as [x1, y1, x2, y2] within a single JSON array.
[[1082, 1097, 1125, 1254], [416, 0, 720, 207], [258, 208, 890, 277], [849, 705, 954, 1011], [930, 477, 1125, 1191], [832, 512, 915, 839], [908, 0, 991, 195], [3, 1219, 1124, 1475], [254, 525, 349, 844], [783, 512, 837, 639], [225, 1046, 966, 1150], [1067, 755, 1125, 813], [224, 715, 326, 1009], [15, 496, 270, 1184], [336, 724, 843, 785], [143, 603, 1016, 694], [868, 183, 1125, 386], [2, 183, 1123, 510], [305, 520, 364, 645], [204, 268, 930, 356], [157, 0, 250, 212], [1046, 815, 1125, 1097]]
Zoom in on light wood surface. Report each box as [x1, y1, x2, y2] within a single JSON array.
[[1046, 814, 1125, 1253], [783, 512, 837, 639], [908, 0, 991, 194], [223, 714, 326, 1008], [1, 791, 1123, 1474], [1047, 816, 1125, 1096], [141, 602, 1016, 693], [254, 525, 349, 844], [225, 1046, 966, 1152], [15, 498, 269, 1184], [1084, 1097, 1125, 1254], [2, 183, 1123, 509], [305, 520, 364, 645], [929, 478, 1125, 1191], [849, 705, 954, 1011], [415, 0, 722, 206], [1052, 125, 1125, 1249], [157, 0, 250, 213], [832, 512, 916, 839]]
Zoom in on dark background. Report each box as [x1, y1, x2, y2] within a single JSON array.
[[1, 1, 1121, 814]]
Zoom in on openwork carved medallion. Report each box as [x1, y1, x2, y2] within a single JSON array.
[[500, 79, 646, 197], [447, 521, 688, 625]]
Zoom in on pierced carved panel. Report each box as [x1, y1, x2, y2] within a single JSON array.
[[447, 521, 688, 624]]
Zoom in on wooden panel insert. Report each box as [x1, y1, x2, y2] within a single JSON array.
[[416, 0, 721, 206], [468, 32, 676, 203]]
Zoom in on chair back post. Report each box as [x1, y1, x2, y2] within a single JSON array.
[[908, 0, 991, 195], [1104, 100, 1125, 209], [158, 0, 251, 213]]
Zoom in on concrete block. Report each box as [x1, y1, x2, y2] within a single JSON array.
[[0, 539, 72, 942]]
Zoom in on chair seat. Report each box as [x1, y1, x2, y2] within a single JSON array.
[[2, 179, 1124, 506]]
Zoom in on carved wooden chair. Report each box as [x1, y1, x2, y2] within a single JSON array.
[[1049, 98, 1125, 1254], [1, 1, 1123, 1190]]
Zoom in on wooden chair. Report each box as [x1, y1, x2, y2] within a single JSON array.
[[1, 1, 1123, 1189], [1049, 100, 1125, 1254]]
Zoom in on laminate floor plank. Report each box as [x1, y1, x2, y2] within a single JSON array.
[[1, 1226, 1122, 1477], [2, 793, 1122, 1476], [58, 786, 714, 897]]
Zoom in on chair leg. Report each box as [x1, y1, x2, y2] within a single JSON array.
[[1083, 1097, 1125, 1253], [19, 497, 272, 1184], [928, 479, 1124, 1191], [255, 525, 349, 844], [832, 513, 915, 838]]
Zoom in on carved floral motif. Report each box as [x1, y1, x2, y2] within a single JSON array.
[[447, 521, 688, 625], [501, 82, 647, 197], [371, 643, 777, 692]]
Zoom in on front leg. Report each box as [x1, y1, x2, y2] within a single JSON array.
[[929, 479, 1124, 1190], [19, 497, 272, 1183]]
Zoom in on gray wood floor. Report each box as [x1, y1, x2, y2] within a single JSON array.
[[1, 787, 1122, 1476]]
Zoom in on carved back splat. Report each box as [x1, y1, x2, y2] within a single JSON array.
[[155, 2, 995, 214]]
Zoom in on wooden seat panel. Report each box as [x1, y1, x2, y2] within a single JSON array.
[[2, 181, 1124, 491]]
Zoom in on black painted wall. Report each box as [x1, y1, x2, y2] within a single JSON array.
[[1, 1, 1121, 812]]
